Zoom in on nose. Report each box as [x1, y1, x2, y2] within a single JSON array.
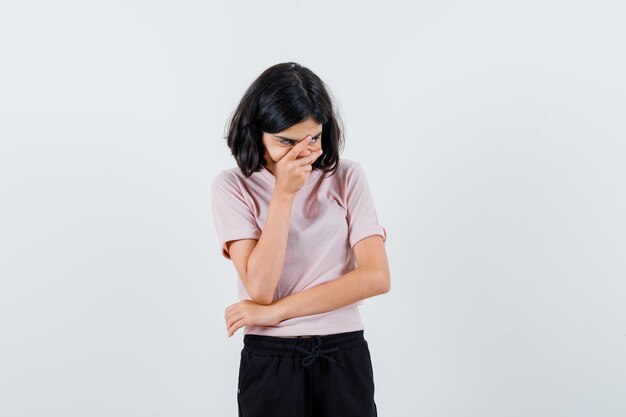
[[299, 146, 316, 156]]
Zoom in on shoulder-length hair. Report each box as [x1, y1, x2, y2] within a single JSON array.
[[223, 62, 345, 178]]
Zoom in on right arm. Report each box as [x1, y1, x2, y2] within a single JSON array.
[[227, 136, 322, 305], [212, 135, 322, 304], [228, 190, 294, 305]]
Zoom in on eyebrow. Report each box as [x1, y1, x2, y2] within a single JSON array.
[[273, 130, 322, 142]]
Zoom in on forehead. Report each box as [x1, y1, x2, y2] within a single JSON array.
[[273, 130, 322, 142], [273, 120, 323, 141]]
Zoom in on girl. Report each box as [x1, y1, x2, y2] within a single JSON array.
[[211, 62, 390, 417]]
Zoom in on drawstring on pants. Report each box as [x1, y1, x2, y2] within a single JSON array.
[[295, 335, 346, 367]]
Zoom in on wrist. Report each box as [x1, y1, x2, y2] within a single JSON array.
[[271, 189, 295, 202], [270, 299, 289, 323]]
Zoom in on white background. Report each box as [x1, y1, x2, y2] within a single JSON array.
[[1, 1, 625, 416]]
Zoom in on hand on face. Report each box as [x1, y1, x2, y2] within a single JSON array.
[[273, 135, 323, 195]]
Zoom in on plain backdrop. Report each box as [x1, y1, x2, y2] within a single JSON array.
[[1, 0, 625, 416]]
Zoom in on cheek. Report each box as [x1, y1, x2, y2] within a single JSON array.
[[265, 147, 286, 161]]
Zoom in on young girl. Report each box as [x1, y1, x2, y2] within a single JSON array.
[[211, 62, 390, 417]]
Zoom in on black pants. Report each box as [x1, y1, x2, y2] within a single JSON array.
[[237, 330, 378, 417]]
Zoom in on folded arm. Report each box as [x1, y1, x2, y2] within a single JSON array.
[[272, 234, 390, 321]]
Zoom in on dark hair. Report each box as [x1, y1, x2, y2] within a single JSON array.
[[223, 62, 345, 178]]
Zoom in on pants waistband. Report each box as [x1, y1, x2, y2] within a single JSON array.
[[243, 330, 366, 367]]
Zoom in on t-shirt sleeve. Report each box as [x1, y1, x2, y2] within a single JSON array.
[[344, 161, 388, 249], [210, 171, 261, 260]]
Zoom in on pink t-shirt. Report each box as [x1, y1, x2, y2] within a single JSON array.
[[210, 158, 387, 336]]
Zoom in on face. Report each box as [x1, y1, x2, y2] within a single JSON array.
[[261, 117, 323, 174]]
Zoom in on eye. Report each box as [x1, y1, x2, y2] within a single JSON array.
[[280, 135, 320, 146]]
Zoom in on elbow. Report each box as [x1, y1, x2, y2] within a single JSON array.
[[243, 266, 275, 306], [250, 293, 274, 306], [246, 281, 275, 306]]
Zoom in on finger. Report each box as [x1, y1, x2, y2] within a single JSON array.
[[283, 136, 312, 161], [225, 310, 236, 322], [294, 148, 323, 167], [225, 312, 240, 330], [228, 318, 245, 337], [224, 304, 238, 319]]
